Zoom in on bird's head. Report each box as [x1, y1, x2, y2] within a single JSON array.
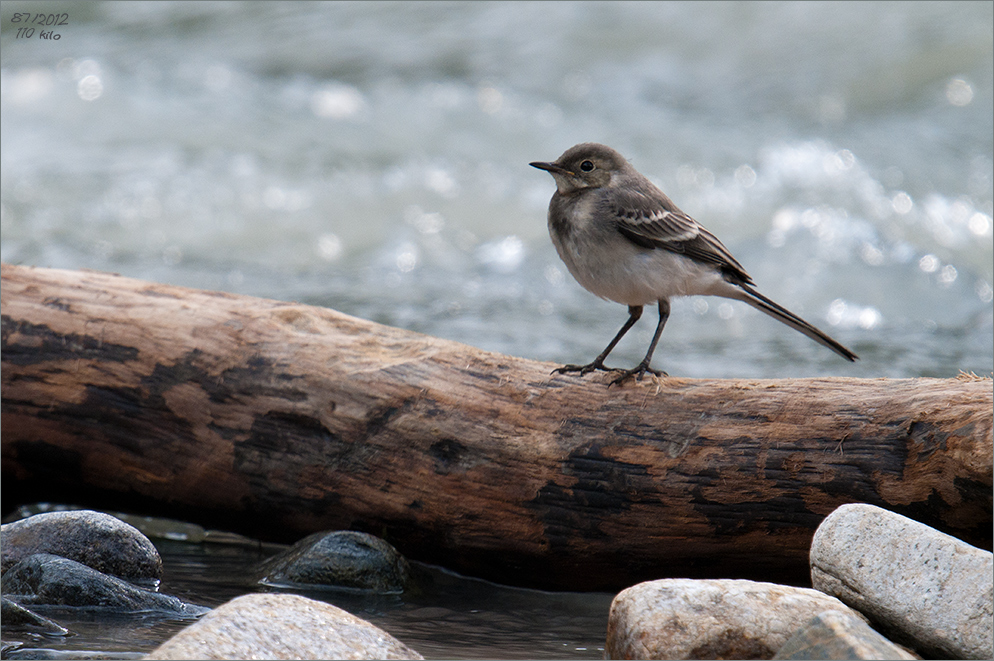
[[530, 142, 631, 195]]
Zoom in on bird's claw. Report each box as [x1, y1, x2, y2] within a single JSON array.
[[608, 363, 666, 387], [552, 361, 612, 376], [553, 360, 667, 386]]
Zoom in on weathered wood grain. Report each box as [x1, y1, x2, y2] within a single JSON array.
[[2, 263, 990, 590]]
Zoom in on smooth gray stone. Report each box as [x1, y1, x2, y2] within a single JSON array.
[[1, 597, 69, 635], [810, 503, 993, 660], [2, 554, 207, 615], [258, 530, 409, 593], [773, 610, 917, 660], [1, 510, 161, 583], [147, 593, 423, 660]]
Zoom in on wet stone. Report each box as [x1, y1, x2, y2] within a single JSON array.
[[147, 592, 423, 659], [1, 597, 69, 635], [1, 642, 23, 658], [1, 553, 208, 616], [258, 530, 410, 593], [1, 510, 162, 584]]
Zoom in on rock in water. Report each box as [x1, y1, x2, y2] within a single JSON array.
[[2, 553, 207, 615], [147, 593, 423, 659], [1, 597, 69, 635], [1, 510, 162, 583], [258, 530, 409, 593]]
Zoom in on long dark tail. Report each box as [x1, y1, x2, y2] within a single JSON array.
[[734, 282, 858, 361]]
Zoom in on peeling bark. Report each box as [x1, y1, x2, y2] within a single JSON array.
[[2, 263, 991, 590]]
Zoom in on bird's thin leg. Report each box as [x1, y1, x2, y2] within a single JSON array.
[[554, 305, 643, 376], [610, 300, 670, 386]]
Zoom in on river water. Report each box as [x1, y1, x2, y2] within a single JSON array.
[[0, 2, 991, 657], [2, 1, 991, 377], [2, 507, 611, 659]]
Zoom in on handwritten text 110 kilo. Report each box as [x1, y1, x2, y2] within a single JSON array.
[[11, 13, 68, 40]]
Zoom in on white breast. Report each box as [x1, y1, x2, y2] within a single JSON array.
[[551, 220, 731, 306]]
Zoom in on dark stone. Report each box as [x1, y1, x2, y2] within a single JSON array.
[[2, 554, 208, 615], [1, 510, 162, 583], [1, 597, 68, 634], [1, 642, 23, 658], [258, 530, 409, 593]]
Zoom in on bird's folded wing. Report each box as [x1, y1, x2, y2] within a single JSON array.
[[604, 187, 754, 285]]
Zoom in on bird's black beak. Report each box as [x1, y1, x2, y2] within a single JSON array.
[[529, 161, 573, 176]]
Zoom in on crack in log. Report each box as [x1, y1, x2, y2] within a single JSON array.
[[363, 390, 435, 440], [364, 403, 404, 439], [41, 297, 72, 312], [688, 482, 821, 535], [907, 419, 949, 458]]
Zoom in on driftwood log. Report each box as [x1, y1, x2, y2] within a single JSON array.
[[2, 263, 991, 590]]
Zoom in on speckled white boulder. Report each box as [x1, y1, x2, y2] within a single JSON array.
[[147, 593, 422, 660], [810, 503, 993, 660], [606, 578, 861, 659]]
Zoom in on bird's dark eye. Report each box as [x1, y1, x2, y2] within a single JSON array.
[[580, 160, 595, 172]]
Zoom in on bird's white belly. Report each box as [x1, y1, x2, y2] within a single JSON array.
[[557, 239, 727, 306]]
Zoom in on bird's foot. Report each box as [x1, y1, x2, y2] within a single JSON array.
[[608, 362, 667, 387], [552, 360, 614, 377]]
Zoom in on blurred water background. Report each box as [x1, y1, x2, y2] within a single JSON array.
[[2, 1, 992, 377]]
